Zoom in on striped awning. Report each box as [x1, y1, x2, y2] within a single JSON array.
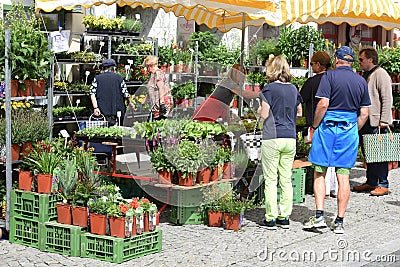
[[35, 0, 400, 31], [35, 0, 281, 32], [278, 0, 400, 30]]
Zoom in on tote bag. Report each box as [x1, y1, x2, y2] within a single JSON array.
[[363, 126, 400, 163]]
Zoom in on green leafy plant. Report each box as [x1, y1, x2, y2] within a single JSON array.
[[200, 183, 231, 212], [26, 150, 62, 175], [249, 39, 277, 64], [246, 72, 267, 86], [172, 81, 196, 100], [116, 42, 152, 56], [70, 51, 102, 63], [167, 140, 203, 178], [276, 25, 325, 67], [158, 42, 174, 65], [1, 3, 52, 81], [188, 31, 219, 62], [219, 190, 257, 215], [0, 109, 49, 145], [88, 184, 122, 215], [149, 146, 175, 173], [55, 157, 79, 203], [53, 106, 89, 117], [122, 18, 142, 32], [77, 126, 133, 138]]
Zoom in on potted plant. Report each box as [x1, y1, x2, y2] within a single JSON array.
[[1, 3, 52, 96], [71, 149, 100, 227], [201, 183, 231, 227], [24, 141, 62, 194], [54, 157, 79, 225], [220, 191, 256, 231], [167, 140, 203, 186], [212, 146, 232, 180], [107, 199, 128, 238], [172, 81, 196, 105], [276, 25, 325, 67], [149, 146, 175, 184], [138, 198, 157, 232], [87, 184, 121, 235], [197, 139, 218, 184]]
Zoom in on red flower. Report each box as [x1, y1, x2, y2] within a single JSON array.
[[141, 198, 150, 203], [129, 198, 140, 209], [119, 203, 129, 214]]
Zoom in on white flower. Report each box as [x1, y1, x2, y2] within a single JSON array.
[[102, 196, 108, 202]]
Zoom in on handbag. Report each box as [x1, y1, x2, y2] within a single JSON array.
[[363, 126, 400, 163], [240, 117, 262, 164]]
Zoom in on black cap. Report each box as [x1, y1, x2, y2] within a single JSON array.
[[102, 58, 116, 67]]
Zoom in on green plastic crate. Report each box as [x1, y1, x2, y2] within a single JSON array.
[[42, 222, 85, 257], [9, 216, 44, 250], [256, 168, 306, 204], [10, 189, 61, 222], [173, 182, 232, 207], [81, 229, 162, 263], [169, 206, 206, 225]]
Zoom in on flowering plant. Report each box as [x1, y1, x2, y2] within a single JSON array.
[[139, 198, 152, 212], [88, 184, 123, 215]]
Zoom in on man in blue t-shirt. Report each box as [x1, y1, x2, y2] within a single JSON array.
[[303, 46, 371, 234]]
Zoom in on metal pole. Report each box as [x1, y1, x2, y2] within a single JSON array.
[[5, 29, 11, 231], [47, 35, 54, 141], [194, 41, 199, 108], [238, 13, 246, 117], [308, 43, 314, 77]]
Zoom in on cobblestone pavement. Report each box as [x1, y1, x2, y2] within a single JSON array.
[[1, 166, 400, 266]]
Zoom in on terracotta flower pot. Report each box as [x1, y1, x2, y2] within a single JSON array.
[[10, 80, 19, 97], [37, 173, 53, 194], [208, 210, 223, 227], [223, 212, 243, 231], [11, 144, 21, 162], [197, 168, 211, 184], [158, 170, 172, 184], [18, 80, 33, 97], [222, 163, 231, 179], [144, 213, 150, 232], [90, 213, 107, 235], [72, 206, 88, 227], [18, 170, 34, 191], [21, 142, 33, 159], [210, 166, 221, 181], [109, 216, 126, 238], [32, 80, 46, 96], [178, 172, 195, 186], [56, 203, 72, 224]]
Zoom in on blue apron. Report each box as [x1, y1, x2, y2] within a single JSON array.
[[309, 110, 359, 168]]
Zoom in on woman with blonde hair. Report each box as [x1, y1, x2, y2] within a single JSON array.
[[258, 55, 303, 230], [143, 55, 173, 120]]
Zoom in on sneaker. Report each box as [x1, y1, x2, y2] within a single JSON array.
[[370, 186, 389, 196], [353, 183, 376, 192], [259, 219, 277, 230], [276, 218, 290, 229], [331, 221, 344, 234], [303, 216, 327, 229]]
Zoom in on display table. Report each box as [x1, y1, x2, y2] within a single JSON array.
[[75, 134, 151, 180]]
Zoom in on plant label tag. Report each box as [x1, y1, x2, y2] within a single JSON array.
[[99, 41, 105, 46], [60, 129, 70, 138], [85, 71, 90, 76], [127, 59, 134, 65]]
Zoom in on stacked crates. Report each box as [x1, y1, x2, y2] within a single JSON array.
[[9, 189, 61, 250], [9, 189, 162, 263]]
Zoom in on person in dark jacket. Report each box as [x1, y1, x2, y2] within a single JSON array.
[[90, 58, 134, 125]]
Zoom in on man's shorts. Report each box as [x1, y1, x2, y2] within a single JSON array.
[[313, 164, 350, 175]]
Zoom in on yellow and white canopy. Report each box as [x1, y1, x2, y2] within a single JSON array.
[[35, 0, 400, 31], [35, 0, 280, 33], [279, 0, 400, 30]]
